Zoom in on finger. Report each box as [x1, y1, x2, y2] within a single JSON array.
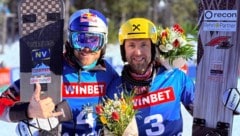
[[33, 83, 41, 102], [52, 111, 63, 117]]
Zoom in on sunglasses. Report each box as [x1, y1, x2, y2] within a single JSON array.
[[71, 31, 105, 52]]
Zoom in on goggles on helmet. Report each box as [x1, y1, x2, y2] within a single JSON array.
[[71, 31, 105, 52]]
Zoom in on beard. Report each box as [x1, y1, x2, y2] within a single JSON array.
[[128, 59, 150, 74]]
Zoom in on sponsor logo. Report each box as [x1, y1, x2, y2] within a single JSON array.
[[207, 61, 224, 82], [32, 48, 51, 61], [32, 68, 50, 75], [133, 87, 175, 109], [203, 10, 237, 32], [32, 63, 51, 76], [30, 76, 51, 84], [203, 22, 236, 32], [229, 93, 237, 109], [205, 36, 233, 49], [204, 10, 237, 21], [210, 62, 223, 75], [26, 41, 54, 48], [80, 13, 97, 23], [62, 82, 106, 97]]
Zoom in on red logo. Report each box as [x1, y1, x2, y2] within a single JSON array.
[[62, 82, 106, 97], [80, 13, 97, 23], [206, 36, 233, 49], [133, 87, 175, 109]]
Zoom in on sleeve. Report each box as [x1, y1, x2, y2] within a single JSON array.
[[0, 79, 31, 122], [180, 72, 195, 112]]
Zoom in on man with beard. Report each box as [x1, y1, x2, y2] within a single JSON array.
[[106, 18, 195, 136], [0, 9, 119, 136]]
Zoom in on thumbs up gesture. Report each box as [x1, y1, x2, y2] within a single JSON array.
[[27, 83, 62, 118]]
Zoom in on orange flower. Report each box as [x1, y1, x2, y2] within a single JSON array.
[[161, 31, 168, 38]]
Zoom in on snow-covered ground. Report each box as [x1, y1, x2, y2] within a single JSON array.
[[0, 42, 240, 136]]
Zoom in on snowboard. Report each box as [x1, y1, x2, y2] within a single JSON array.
[[192, 0, 240, 136], [18, 0, 64, 104]]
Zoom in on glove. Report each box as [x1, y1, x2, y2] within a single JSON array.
[[55, 100, 73, 122], [16, 100, 72, 136], [222, 88, 240, 114]]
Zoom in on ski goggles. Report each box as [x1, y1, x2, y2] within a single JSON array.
[[71, 31, 105, 52]]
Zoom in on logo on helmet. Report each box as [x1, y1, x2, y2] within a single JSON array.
[[132, 24, 140, 31], [80, 13, 97, 23]]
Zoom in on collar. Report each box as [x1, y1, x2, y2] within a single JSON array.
[[128, 64, 153, 81], [122, 64, 154, 86], [63, 53, 107, 71]]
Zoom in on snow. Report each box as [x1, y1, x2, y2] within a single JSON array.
[[0, 42, 240, 136], [0, 42, 19, 68]]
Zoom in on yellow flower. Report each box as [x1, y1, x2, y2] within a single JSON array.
[[165, 27, 170, 34], [96, 92, 138, 135], [121, 103, 127, 112], [161, 37, 167, 45], [100, 116, 108, 124]]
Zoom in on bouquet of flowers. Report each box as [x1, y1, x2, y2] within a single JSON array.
[[96, 92, 138, 136], [157, 24, 195, 65]]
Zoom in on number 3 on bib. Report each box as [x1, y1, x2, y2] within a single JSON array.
[[145, 114, 165, 135]]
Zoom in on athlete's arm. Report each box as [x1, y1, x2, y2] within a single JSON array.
[[0, 79, 30, 122], [181, 73, 195, 116], [0, 80, 62, 122]]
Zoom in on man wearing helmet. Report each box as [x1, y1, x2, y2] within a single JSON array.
[[107, 18, 195, 136], [0, 9, 119, 135]]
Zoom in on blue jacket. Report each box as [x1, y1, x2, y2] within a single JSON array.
[[61, 58, 119, 135], [107, 65, 195, 136], [0, 58, 119, 136]]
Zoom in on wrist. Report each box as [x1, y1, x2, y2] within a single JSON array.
[[9, 102, 32, 122]]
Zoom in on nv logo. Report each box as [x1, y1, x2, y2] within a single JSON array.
[[32, 48, 51, 61], [132, 24, 140, 31]]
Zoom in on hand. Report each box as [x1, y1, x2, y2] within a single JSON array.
[[17, 90, 73, 135], [27, 83, 62, 118]]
